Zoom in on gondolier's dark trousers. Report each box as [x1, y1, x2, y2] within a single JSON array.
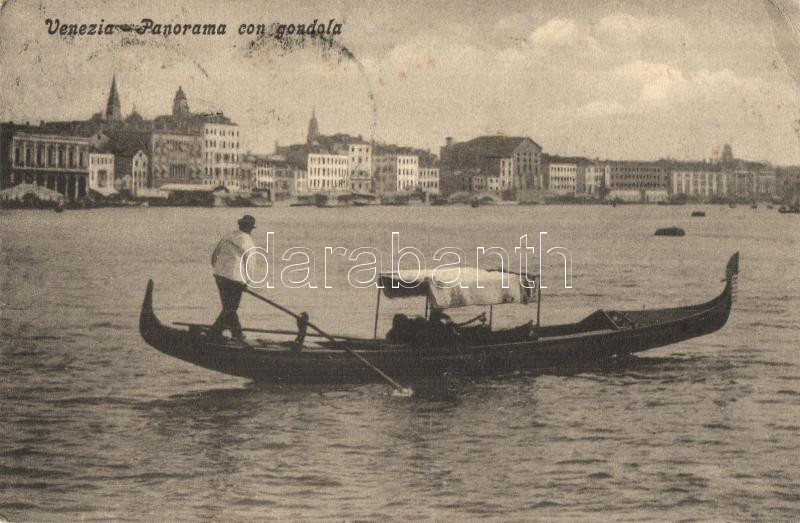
[[210, 275, 245, 339]]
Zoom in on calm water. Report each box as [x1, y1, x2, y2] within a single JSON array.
[[1, 204, 798, 520]]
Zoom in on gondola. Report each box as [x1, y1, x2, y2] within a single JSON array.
[[139, 253, 738, 384]]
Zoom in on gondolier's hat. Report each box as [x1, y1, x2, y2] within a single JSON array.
[[238, 214, 256, 229]]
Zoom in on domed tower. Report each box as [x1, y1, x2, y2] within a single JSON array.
[[173, 86, 190, 117], [721, 143, 734, 167], [105, 75, 122, 121], [125, 105, 145, 128], [306, 108, 319, 144]]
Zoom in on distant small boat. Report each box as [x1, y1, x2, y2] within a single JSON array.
[[778, 205, 800, 214], [220, 192, 272, 208], [655, 227, 685, 237], [751, 203, 758, 210], [691, 211, 706, 217]]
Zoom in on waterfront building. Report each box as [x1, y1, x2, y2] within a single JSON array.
[[541, 155, 589, 195], [151, 87, 242, 190], [374, 154, 419, 194], [669, 163, 724, 200], [256, 156, 305, 199], [278, 111, 436, 196], [727, 170, 754, 199], [439, 135, 542, 195], [755, 170, 777, 197], [348, 142, 373, 193], [307, 153, 349, 192], [254, 157, 274, 192], [115, 149, 148, 197], [606, 160, 669, 202], [584, 161, 610, 198], [548, 162, 578, 194], [419, 167, 440, 195], [45, 78, 239, 191], [106, 131, 150, 197], [476, 156, 514, 194], [470, 175, 487, 192], [0, 122, 90, 201], [294, 168, 308, 195], [238, 153, 256, 192], [149, 129, 204, 188], [88, 151, 115, 196], [499, 158, 514, 192], [200, 111, 241, 190]]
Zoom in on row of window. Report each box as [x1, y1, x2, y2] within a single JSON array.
[[14, 144, 87, 170], [309, 167, 348, 177], [204, 152, 239, 163], [205, 127, 239, 137], [203, 166, 241, 176], [91, 156, 114, 165], [309, 179, 348, 188], [310, 156, 348, 166], [204, 140, 240, 150]]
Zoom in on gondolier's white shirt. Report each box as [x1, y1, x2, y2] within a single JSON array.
[[212, 230, 258, 285]]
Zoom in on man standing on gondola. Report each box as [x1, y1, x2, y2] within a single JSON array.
[[209, 215, 257, 340]]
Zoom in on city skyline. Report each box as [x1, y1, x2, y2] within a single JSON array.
[[2, 0, 800, 165]]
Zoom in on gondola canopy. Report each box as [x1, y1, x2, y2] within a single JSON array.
[[377, 267, 536, 309]]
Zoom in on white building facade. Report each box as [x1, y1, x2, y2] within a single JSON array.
[[670, 169, 724, 200], [130, 150, 148, 197], [295, 169, 308, 194], [396, 155, 419, 191], [419, 167, 440, 195], [347, 142, 373, 193], [254, 158, 274, 191], [374, 154, 420, 194], [88, 152, 115, 196], [499, 158, 514, 192], [202, 121, 241, 190], [547, 162, 578, 194], [584, 162, 609, 197], [307, 153, 349, 192]]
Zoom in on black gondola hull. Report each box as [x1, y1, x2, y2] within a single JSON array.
[[139, 254, 738, 384]]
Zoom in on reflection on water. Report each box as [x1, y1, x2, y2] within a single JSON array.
[[1, 204, 798, 520]]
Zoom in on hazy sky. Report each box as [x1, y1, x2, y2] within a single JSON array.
[[2, 0, 800, 163]]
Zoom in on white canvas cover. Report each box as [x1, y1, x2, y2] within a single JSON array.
[[378, 267, 536, 309]]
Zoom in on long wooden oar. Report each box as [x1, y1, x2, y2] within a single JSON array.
[[243, 288, 413, 397], [174, 322, 370, 342]]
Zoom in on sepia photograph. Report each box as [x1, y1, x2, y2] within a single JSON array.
[[1, 0, 799, 520]]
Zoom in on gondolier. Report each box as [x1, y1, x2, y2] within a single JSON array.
[[209, 215, 258, 340]]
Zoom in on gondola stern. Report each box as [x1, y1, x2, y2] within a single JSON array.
[[139, 279, 164, 340], [142, 279, 154, 312], [723, 252, 739, 309], [726, 252, 740, 281]]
